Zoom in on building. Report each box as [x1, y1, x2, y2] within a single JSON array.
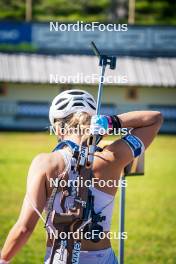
[[0, 22, 176, 132]]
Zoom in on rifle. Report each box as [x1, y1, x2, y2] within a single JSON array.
[[47, 42, 117, 264]]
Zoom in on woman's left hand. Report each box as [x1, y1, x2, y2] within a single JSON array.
[[90, 115, 109, 135]]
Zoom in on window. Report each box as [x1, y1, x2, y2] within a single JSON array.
[[0, 82, 8, 96], [126, 87, 138, 100]]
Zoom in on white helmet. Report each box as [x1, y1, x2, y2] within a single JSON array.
[[49, 89, 96, 125]]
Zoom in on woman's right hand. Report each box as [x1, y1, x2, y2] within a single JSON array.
[[0, 260, 9, 264], [0, 254, 9, 264], [0, 251, 9, 264]]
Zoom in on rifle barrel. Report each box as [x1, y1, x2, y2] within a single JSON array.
[[91, 41, 101, 57]]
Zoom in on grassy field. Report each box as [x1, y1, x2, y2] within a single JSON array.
[[0, 133, 176, 264]]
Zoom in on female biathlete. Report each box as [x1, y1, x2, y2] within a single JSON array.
[[0, 89, 163, 264]]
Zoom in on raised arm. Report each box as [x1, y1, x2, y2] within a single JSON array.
[[118, 111, 163, 130], [0, 154, 47, 262], [106, 111, 163, 166]]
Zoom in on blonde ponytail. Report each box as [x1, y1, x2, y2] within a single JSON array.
[[54, 112, 91, 138]]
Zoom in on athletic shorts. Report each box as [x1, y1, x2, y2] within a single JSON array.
[[44, 247, 118, 264]]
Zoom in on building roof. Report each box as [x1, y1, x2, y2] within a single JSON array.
[[0, 53, 176, 87]]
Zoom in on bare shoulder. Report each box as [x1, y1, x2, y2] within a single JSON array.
[[29, 153, 51, 170], [28, 152, 59, 176]]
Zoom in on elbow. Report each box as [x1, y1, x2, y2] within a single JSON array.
[[154, 111, 164, 125], [15, 222, 34, 237]]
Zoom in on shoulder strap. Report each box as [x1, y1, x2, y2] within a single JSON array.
[[53, 139, 103, 156], [53, 140, 79, 154]]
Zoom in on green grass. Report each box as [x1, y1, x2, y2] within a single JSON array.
[[0, 133, 176, 263]]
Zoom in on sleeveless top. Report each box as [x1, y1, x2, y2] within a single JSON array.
[[46, 148, 115, 231]]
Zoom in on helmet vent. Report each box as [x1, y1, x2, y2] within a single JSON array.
[[88, 97, 95, 103], [57, 102, 69, 110], [87, 102, 96, 110], [56, 98, 67, 105], [69, 91, 84, 95], [73, 97, 83, 101], [72, 102, 84, 107]]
